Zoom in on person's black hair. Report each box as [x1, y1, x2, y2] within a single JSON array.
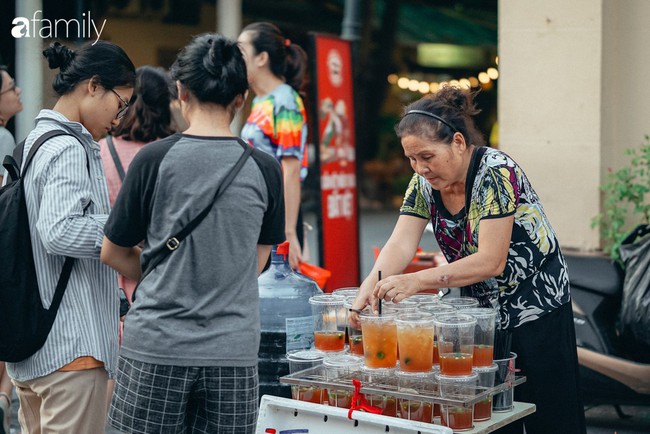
[[0, 65, 7, 90], [170, 33, 248, 106], [112, 66, 174, 143], [43, 41, 135, 96], [241, 22, 307, 92], [396, 86, 486, 147]]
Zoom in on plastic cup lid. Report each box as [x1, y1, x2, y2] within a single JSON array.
[[435, 372, 479, 384], [473, 363, 498, 373], [463, 307, 498, 318], [286, 349, 325, 362], [323, 354, 363, 368], [433, 313, 477, 327], [308, 294, 347, 305]]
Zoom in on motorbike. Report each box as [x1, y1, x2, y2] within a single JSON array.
[[566, 246, 650, 414]]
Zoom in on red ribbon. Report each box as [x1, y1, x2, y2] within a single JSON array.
[[347, 378, 383, 419]]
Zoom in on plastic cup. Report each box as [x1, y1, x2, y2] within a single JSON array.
[[419, 303, 457, 366], [367, 393, 399, 417], [409, 293, 442, 308], [286, 349, 325, 403], [396, 312, 435, 373], [323, 354, 362, 408], [383, 299, 419, 314], [434, 314, 476, 376], [444, 297, 480, 310], [464, 308, 498, 367], [343, 297, 364, 357], [436, 373, 478, 431], [309, 294, 347, 352], [359, 309, 398, 370], [493, 352, 517, 412], [332, 287, 359, 298], [473, 363, 498, 421], [397, 371, 435, 423]]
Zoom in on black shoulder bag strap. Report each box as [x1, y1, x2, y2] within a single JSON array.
[[134, 141, 254, 298], [15, 130, 88, 313], [106, 136, 126, 182]]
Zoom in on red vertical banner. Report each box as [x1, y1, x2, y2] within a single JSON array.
[[311, 34, 360, 291]]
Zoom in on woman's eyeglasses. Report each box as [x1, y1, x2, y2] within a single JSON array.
[[0, 81, 17, 95], [110, 89, 130, 120]]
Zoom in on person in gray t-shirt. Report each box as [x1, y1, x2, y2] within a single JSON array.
[[101, 33, 285, 434]]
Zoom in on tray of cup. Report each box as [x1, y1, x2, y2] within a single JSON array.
[[279, 364, 526, 408]]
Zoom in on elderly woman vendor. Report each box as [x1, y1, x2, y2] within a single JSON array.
[[352, 87, 586, 434]]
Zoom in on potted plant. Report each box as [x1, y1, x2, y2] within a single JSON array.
[[592, 136, 650, 262]]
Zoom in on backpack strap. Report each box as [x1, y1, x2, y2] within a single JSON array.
[[106, 136, 126, 182], [15, 129, 90, 313], [133, 140, 253, 299]]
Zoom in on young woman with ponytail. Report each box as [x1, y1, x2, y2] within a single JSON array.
[[238, 22, 309, 270]]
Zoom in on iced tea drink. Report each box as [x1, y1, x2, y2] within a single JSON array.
[[368, 394, 398, 417], [309, 294, 347, 352], [360, 310, 398, 370], [465, 308, 498, 367], [434, 314, 476, 376], [441, 406, 474, 431], [396, 312, 434, 373], [313, 330, 345, 351]]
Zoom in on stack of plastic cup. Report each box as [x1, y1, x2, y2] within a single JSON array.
[[436, 372, 478, 431], [323, 354, 362, 408], [444, 297, 480, 310], [286, 349, 325, 404], [309, 294, 347, 353], [464, 307, 498, 367], [433, 313, 478, 430], [493, 352, 517, 412], [396, 312, 435, 374], [359, 309, 398, 372]]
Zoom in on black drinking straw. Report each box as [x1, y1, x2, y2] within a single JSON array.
[[378, 270, 382, 315]]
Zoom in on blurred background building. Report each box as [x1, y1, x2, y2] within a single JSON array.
[[1, 0, 648, 253]]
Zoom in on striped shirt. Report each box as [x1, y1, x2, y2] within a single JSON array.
[[6, 110, 120, 382]]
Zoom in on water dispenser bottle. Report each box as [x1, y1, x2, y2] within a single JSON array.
[[258, 241, 322, 398]]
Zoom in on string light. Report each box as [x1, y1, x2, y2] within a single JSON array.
[[387, 65, 499, 94]]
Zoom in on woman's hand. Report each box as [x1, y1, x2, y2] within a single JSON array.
[[349, 279, 376, 328], [374, 272, 423, 303]]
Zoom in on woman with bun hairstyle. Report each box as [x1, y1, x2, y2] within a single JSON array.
[[5, 41, 135, 434], [101, 33, 285, 433], [352, 87, 586, 434], [99, 66, 175, 304], [238, 22, 308, 270]]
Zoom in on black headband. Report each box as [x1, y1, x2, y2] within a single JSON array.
[[404, 110, 458, 133]]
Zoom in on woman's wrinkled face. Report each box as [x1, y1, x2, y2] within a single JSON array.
[[80, 82, 133, 140], [0, 70, 23, 123], [402, 134, 465, 190]]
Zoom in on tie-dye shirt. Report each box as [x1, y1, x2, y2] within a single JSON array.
[[241, 83, 308, 181], [400, 146, 570, 329]]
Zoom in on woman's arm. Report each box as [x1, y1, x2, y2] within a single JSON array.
[[352, 214, 429, 314], [257, 244, 272, 275], [281, 156, 302, 270], [100, 236, 142, 281], [375, 215, 514, 302]]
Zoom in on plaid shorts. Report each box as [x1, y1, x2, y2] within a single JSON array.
[[108, 356, 258, 434]]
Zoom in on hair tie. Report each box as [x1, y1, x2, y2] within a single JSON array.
[[284, 38, 291, 47], [404, 110, 458, 133]]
